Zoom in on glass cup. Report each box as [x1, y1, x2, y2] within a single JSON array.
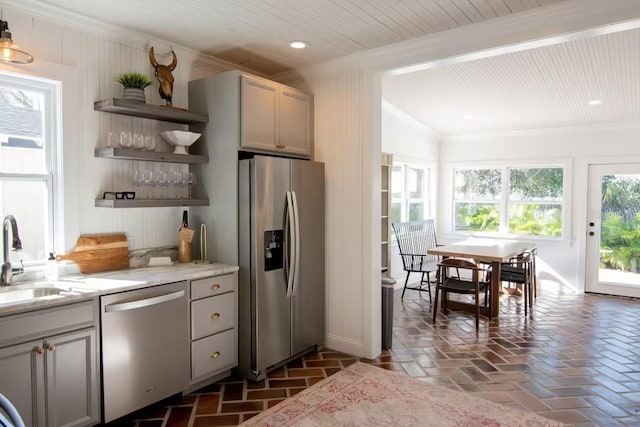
[[119, 131, 132, 149], [107, 131, 116, 148], [132, 133, 145, 150], [144, 135, 156, 151]]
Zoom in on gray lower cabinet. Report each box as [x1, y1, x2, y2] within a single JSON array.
[[189, 272, 238, 384], [0, 301, 99, 427]]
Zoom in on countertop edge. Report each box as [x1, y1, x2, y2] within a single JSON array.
[[0, 262, 239, 316]]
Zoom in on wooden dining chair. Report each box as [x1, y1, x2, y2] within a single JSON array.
[[392, 220, 439, 302], [433, 258, 490, 330], [499, 251, 534, 316]]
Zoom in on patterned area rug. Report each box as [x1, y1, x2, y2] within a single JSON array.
[[241, 362, 564, 426]]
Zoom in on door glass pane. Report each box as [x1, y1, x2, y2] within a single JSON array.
[[599, 174, 640, 286], [0, 85, 47, 174], [454, 202, 500, 232]]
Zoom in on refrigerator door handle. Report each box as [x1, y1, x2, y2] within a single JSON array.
[[291, 191, 301, 296], [284, 191, 290, 291], [285, 191, 296, 297]]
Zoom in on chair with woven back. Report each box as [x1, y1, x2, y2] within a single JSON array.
[[392, 219, 440, 302], [433, 258, 491, 330]]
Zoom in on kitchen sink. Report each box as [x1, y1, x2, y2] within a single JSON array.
[[0, 286, 68, 307]]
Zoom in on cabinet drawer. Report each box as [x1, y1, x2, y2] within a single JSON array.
[[191, 329, 236, 381], [0, 300, 95, 347], [191, 293, 235, 340], [191, 273, 236, 300]]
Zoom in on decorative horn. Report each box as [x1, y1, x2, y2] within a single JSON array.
[[149, 46, 159, 68], [169, 50, 177, 71]]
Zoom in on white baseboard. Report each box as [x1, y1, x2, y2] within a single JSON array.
[[324, 334, 366, 358]]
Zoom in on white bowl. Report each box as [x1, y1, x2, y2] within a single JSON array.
[[159, 130, 201, 154]]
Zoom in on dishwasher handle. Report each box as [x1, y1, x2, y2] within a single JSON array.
[[104, 290, 185, 313]]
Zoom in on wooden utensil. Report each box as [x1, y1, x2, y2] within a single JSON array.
[[56, 233, 129, 273]]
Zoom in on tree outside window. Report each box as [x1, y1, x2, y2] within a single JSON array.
[[453, 166, 564, 238]]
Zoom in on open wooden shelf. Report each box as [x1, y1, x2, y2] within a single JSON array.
[[95, 198, 209, 208], [94, 98, 208, 124], [95, 147, 208, 164]]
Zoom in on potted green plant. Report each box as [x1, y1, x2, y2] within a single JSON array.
[[115, 72, 153, 103]]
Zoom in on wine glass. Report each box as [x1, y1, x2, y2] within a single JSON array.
[[133, 169, 143, 190], [168, 170, 182, 198], [186, 172, 196, 197], [142, 170, 154, 198], [154, 170, 168, 197]]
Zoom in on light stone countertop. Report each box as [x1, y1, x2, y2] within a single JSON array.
[[0, 262, 239, 316]]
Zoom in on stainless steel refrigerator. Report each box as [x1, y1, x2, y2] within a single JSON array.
[[237, 155, 325, 381]]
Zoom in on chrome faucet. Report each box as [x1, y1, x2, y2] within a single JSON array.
[[1, 215, 23, 286]]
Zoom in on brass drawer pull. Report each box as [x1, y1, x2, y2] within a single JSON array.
[[34, 347, 44, 355], [211, 313, 220, 320], [211, 284, 220, 290], [47, 343, 56, 352], [211, 351, 220, 359]]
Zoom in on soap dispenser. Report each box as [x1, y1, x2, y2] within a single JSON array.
[[46, 252, 58, 280]]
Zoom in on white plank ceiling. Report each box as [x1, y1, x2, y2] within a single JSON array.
[[32, 0, 565, 74], [383, 27, 640, 135]]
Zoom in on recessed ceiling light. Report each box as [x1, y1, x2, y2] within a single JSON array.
[[461, 114, 474, 120], [588, 99, 602, 106], [289, 40, 309, 49]]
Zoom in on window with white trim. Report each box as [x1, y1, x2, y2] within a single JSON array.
[[0, 72, 58, 264], [391, 162, 430, 224], [453, 166, 564, 238]]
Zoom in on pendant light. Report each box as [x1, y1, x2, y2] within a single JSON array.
[[0, 19, 33, 64]]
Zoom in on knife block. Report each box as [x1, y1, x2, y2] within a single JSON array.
[[178, 228, 193, 263]]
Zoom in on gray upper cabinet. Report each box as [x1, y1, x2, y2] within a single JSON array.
[[240, 74, 312, 158]]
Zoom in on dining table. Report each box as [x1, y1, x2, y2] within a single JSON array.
[[427, 238, 536, 318]]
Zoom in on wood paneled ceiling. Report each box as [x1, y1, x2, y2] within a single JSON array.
[[382, 27, 640, 135], [34, 0, 566, 75]]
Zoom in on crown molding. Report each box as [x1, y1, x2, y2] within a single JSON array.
[[442, 121, 640, 142], [381, 99, 441, 139]]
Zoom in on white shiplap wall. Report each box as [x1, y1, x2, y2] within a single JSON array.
[[301, 67, 381, 358], [0, 5, 239, 253]]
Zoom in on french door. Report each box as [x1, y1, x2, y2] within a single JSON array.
[[586, 163, 640, 297]]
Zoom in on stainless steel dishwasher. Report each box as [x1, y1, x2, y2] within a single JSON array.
[[101, 281, 188, 423]]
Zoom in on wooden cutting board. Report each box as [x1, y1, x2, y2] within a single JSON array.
[[56, 233, 129, 273]]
